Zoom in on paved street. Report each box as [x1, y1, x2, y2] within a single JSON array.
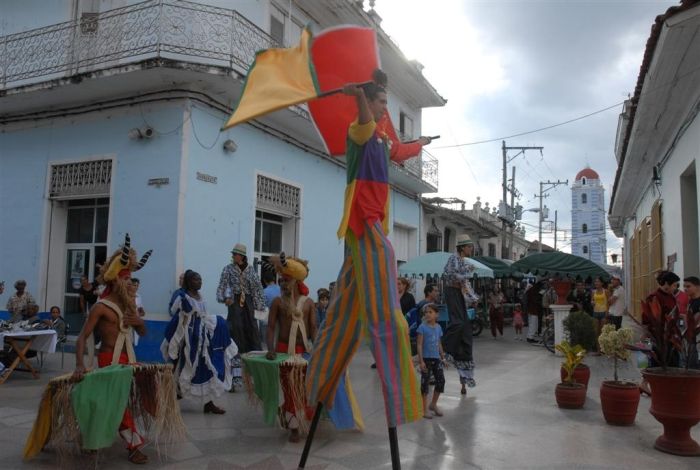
[[2, 319, 699, 469]]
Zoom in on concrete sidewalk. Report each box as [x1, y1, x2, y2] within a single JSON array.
[[1, 319, 698, 469]]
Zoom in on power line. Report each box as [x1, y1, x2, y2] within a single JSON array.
[[432, 102, 623, 149], [430, 59, 700, 150]]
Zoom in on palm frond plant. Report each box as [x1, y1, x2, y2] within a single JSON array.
[[556, 341, 587, 384]]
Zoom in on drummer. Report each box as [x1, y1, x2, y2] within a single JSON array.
[[265, 253, 316, 442]]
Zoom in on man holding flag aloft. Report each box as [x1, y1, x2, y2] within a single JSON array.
[[221, 26, 435, 467]]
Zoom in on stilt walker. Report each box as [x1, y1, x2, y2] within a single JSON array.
[[221, 26, 433, 469]]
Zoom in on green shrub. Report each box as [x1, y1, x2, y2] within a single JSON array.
[[563, 310, 597, 352]]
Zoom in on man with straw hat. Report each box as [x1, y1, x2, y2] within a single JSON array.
[[442, 233, 479, 396]]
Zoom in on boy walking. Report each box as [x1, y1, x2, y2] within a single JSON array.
[[417, 304, 446, 419]]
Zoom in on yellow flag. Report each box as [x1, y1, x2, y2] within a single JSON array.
[[222, 28, 320, 130]]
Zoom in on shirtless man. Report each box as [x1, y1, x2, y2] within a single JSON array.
[[265, 276, 316, 358], [73, 238, 151, 464], [264, 253, 316, 442]]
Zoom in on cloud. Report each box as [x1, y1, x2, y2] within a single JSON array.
[[376, 0, 675, 257]]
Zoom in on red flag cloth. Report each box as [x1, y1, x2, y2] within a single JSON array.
[[309, 26, 378, 156], [309, 27, 423, 160]]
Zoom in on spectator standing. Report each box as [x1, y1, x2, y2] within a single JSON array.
[[216, 243, 265, 390], [567, 281, 592, 315], [261, 270, 280, 344], [6, 280, 35, 323], [488, 286, 505, 339], [608, 276, 625, 330], [397, 277, 416, 315], [683, 276, 700, 369], [416, 284, 439, 314], [512, 303, 524, 340], [591, 276, 610, 350], [639, 271, 681, 395], [525, 281, 544, 343], [78, 275, 99, 316], [417, 304, 446, 419], [315, 288, 330, 328]]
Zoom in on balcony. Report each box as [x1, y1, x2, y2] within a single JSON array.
[[0, 0, 275, 90], [390, 151, 438, 193]]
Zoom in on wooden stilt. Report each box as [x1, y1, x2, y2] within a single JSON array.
[[388, 426, 401, 470], [297, 402, 323, 469]]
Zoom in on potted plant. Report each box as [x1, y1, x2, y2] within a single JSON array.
[[598, 324, 639, 425], [631, 297, 700, 455], [554, 341, 587, 409], [561, 310, 597, 387]]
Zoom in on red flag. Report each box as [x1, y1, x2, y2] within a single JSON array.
[[309, 26, 379, 156]]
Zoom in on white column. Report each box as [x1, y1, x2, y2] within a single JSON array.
[[550, 304, 572, 356]]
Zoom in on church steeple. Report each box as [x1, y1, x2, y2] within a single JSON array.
[[571, 167, 607, 264]]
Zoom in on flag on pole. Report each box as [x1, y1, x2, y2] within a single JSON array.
[[308, 26, 379, 156], [221, 27, 320, 130]]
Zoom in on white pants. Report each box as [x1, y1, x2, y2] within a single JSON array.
[[527, 315, 539, 339]]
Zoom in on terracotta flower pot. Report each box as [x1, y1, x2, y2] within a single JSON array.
[[642, 367, 700, 456], [560, 364, 590, 388], [600, 381, 640, 426], [555, 382, 586, 409], [551, 279, 572, 305]]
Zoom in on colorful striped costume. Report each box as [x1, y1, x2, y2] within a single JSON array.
[[306, 119, 422, 426]]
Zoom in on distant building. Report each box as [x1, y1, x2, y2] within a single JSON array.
[[571, 168, 607, 264], [421, 197, 530, 260]]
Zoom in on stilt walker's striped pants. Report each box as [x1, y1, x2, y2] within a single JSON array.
[[306, 221, 422, 426]]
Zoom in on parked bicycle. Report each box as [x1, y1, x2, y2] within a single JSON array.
[[471, 307, 490, 337], [531, 313, 555, 353]]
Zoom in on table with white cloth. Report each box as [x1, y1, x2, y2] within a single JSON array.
[[0, 329, 57, 384]]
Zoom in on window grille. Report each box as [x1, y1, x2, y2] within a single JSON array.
[[49, 160, 112, 199], [256, 175, 300, 218]]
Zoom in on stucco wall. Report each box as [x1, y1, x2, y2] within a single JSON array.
[[0, 102, 185, 314]]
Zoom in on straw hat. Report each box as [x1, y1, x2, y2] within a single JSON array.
[[456, 234, 474, 247], [231, 243, 247, 257]]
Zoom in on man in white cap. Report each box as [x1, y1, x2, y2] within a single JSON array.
[[216, 242, 266, 390], [442, 234, 479, 395]]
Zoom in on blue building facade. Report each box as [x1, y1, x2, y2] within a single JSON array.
[[0, 0, 445, 345], [571, 168, 607, 264]]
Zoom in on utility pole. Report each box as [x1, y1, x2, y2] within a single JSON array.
[[507, 166, 517, 260], [501, 141, 542, 259], [554, 210, 558, 251], [536, 179, 568, 252]]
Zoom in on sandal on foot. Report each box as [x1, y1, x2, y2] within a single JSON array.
[[460, 386, 467, 395], [289, 429, 301, 443], [204, 401, 226, 414], [128, 449, 148, 465], [429, 405, 443, 417]]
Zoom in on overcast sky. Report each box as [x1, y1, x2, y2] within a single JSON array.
[[375, 0, 676, 261]]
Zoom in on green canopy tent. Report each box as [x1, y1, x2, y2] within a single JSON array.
[[471, 256, 524, 279], [398, 252, 494, 279], [511, 252, 610, 281]]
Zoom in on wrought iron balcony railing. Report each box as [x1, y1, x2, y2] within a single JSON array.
[[0, 0, 278, 87], [394, 150, 439, 190]]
